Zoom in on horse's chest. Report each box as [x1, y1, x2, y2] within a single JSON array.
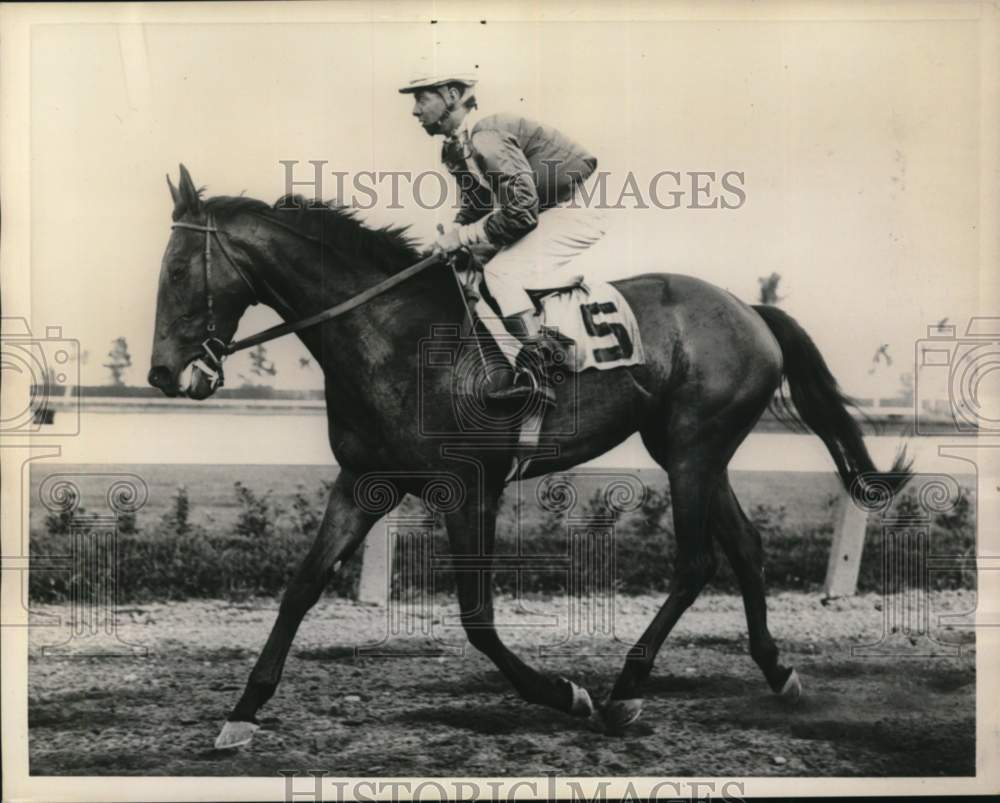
[[327, 418, 436, 475]]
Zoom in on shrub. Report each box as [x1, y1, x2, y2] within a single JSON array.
[[631, 484, 672, 540], [30, 480, 364, 603], [27, 475, 976, 604], [233, 481, 278, 539], [582, 486, 623, 526], [291, 483, 322, 536], [856, 484, 976, 592], [43, 484, 81, 535], [535, 482, 568, 539], [162, 485, 191, 536], [749, 502, 788, 531]]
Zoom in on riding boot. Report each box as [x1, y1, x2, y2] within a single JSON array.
[[483, 337, 556, 407]]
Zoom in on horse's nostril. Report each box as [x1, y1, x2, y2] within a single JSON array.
[[148, 366, 172, 389]]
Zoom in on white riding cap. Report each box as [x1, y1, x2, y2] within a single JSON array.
[[398, 72, 479, 94]]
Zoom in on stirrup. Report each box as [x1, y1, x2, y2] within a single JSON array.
[[484, 366, 555, 407]]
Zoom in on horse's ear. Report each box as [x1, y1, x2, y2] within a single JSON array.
[[166, 173, 180, 207], [173, 163, 202, 219]]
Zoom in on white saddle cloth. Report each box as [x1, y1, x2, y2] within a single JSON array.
[[536, 281, 645, 373]]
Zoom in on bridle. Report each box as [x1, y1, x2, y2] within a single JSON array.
[[169, 212, 443, 391], [170, 214, 258, 388]]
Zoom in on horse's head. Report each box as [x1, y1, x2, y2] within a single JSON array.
[[148, 165, 257, 399]]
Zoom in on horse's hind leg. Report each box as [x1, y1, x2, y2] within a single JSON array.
[[710, 478, 800, 700], [216, 470, 382, 749], [444, 481, 594, 719], [604, 445, 723, 733]]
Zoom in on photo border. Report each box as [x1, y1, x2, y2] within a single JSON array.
[[2, 1, 998, 800]]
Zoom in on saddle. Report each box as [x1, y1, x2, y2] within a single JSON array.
[[526, 277, 590, 311], [451, 251, 644, 375], [441, 249, 646, 481]]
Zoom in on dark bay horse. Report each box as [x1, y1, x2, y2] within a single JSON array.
[[149, 165, 909, 748]]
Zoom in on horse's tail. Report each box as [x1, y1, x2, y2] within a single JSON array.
[[753, 304, 912, 499]]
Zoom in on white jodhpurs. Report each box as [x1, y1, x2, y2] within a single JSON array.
[[482, 178, 607, 318]]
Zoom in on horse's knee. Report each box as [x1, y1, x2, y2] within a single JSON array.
[[278, 577, 324, 618]]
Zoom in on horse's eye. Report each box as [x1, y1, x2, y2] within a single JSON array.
[[169, 265, 186, 282]]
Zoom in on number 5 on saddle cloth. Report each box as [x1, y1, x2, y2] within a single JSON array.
[[444, 248, 646, 383]]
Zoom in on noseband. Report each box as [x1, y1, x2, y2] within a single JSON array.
[[170, 212, 444, 392]]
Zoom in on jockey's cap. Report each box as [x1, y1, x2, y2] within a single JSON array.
[[398, 72, 479, 94]]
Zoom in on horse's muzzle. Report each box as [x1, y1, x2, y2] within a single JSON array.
[[148, 365, 178, 396]]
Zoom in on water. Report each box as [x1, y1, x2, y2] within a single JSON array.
[[46, 409, 969, 475]]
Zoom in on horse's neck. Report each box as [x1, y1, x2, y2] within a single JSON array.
[[251, 234, 370, 316], [252, 235, 458, 394]]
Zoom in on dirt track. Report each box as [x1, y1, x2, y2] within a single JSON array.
[[28, 591, 975, 777]]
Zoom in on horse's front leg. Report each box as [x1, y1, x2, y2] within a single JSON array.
[[215, 470, 382, 749], [445, 487, 593, 719]]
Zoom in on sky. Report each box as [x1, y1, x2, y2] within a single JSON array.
[[25, 9, 988, 397]]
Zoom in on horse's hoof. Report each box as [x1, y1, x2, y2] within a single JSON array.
[[214, 720, 259, 750], [602, 698, 643, 735], [559, 677, 594, 718], [778, 669, 802, 703]]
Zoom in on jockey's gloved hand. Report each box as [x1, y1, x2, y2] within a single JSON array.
[[433, 224, 462, 255]]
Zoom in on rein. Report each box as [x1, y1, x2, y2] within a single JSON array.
[[170, 214, 442, 388]]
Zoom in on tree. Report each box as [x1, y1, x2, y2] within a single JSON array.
[[103, 337, 132, 386], [757, 272, 784, 305], [248, 344, 277, 380], [868, 343, 893, 375], [896, 371, 914, 405]]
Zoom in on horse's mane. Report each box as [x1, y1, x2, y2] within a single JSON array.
[[202, 192, 421, 267]]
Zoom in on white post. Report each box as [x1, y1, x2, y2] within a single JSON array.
[[823, 491, 870, 598], [357, 516, 392, 606]]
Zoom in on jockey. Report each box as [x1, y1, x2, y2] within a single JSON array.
[[400, 71, 606, 405]]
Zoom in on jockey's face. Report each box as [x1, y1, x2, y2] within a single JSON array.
[[411, 87, 458, 136]]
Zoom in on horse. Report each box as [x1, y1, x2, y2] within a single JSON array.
[[149, 164, 910, 748]]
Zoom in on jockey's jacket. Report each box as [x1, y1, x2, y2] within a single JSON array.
[[442, 112, 598, 247]]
